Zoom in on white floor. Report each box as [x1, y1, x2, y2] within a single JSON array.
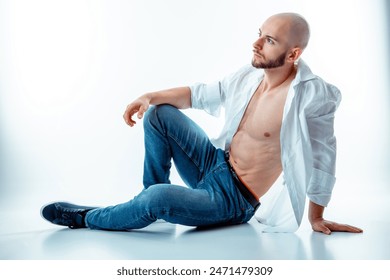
[[1, 189, 389, 260]]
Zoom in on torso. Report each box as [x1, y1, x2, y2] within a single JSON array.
[[229, 75, 293, 200]]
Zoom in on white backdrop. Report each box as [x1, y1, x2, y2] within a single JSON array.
[[0, 0, 389, 210]]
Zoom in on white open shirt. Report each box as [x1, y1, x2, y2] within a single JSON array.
[[190, 59, 341, 232]]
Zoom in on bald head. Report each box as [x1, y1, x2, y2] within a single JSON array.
[[266, 13, 310, 50]]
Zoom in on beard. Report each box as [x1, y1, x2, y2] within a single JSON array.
[[251, 51, 287, 69]]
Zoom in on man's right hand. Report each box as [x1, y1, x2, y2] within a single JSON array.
[[123, 95, 151, 127]]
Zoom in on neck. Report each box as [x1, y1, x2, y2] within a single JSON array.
[[261, 64, 296, 92]]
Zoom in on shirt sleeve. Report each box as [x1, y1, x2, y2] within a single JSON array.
[[306, 84, 341, 207], [189, 81, 225, 117]]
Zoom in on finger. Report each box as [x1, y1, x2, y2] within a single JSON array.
[[137, 105, 147, 119], [329, 223, 363, 233], [123, 106, 131, 124], [342, 225, 363, 233], [313, 223, 331, 235], [320, 226, 332, 235], [123, 111, 133, 126], [124, 108, 137, 127]]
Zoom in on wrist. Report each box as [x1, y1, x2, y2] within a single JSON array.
[[308, 201, 325, 224], [142, 92, 153, 103], [309, 216, 324, 226]]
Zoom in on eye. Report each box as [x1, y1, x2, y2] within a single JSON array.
[[258, 32, 262, 37], [267, 38, 275, 45]]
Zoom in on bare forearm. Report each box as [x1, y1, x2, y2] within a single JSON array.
[[145, 86, 192, 109], [308, 200, 325, 225], [123, 86, 192, 127]]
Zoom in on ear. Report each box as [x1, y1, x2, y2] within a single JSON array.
[[286, 47, 302, 63]]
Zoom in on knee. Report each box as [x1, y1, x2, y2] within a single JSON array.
[[143, 104, 178, 129], [143, 184, 174, 208]]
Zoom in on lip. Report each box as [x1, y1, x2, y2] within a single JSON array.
[[252, 50, 263, 58]]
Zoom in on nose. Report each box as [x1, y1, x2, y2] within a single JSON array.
[[253, 37, 264, 50]]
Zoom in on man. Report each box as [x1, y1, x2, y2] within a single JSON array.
[[41, 13, 362, 235]]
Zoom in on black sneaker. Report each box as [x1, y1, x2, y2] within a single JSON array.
[[41, 202, 97, 229]]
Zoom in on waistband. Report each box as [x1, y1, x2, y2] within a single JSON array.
[[224, 152, 261, 211]]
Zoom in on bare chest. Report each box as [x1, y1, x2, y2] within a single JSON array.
[[237, 85, 288, 140]]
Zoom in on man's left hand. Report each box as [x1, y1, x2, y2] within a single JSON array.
[[311, 218, 363, 235]]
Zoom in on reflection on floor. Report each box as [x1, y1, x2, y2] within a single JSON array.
[[1, 192, 389, 260]]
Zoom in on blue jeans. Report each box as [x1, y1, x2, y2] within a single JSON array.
[[85, 105, 256, 230]]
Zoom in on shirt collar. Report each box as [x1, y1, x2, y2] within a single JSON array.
[[292, 59, 317, 86], [255, 59, 316, 87]]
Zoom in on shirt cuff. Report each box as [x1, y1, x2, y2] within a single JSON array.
[[307, 168, 336, 207], [190, 81, 222, 116]]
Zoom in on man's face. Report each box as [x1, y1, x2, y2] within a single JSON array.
[[251, 16, 291, 69]]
